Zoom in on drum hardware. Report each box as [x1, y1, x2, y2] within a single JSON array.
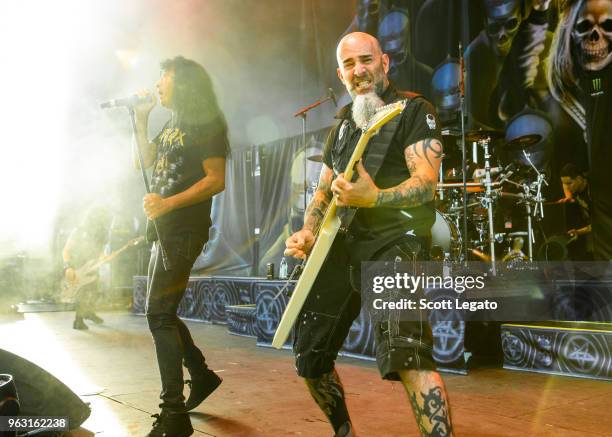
[[501, 236, 529, 263], [294, 89, 337, 212], [438, 152, 446, 200], [471, 136, 498, 275], [305, 181, 318, 206], [431, 209, 462, 261], [463, 128, 504, 143], [437, 181, 486, 189], [435, 158, 546, 268], [494, 232, 506, 243], [446, 43, 547, 267], [457, 40, 470, 264], [470, 247, 491, 262], [506, 231, 529, 238], [448, 201, 480, 213], [504, 134, 542, 150], [521, 150, 548, 261]]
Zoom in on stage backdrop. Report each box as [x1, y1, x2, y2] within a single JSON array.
[[188, 0, 600, 275]]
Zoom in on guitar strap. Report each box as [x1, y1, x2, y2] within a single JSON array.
[[337, 93, 419, 230]]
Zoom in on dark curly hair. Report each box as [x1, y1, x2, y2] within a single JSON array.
[[160, 56, 228, 134], [560, 163, 583, 179]]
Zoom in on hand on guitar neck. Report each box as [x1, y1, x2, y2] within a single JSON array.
[[331, 161, 379, 208]]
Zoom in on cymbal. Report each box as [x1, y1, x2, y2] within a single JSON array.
[[464, 128, 504, 142], [306, 154, 323, 163], [442, 120, 504, 142], [441, 128, 504, 142], [507, 231, 529, 237], [504, 134, 542, 150]]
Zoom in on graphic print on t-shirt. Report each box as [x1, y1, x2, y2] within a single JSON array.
[[152, 127, 187, 197]]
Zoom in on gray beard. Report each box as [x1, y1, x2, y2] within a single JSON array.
[[351, 92, 384, 129]]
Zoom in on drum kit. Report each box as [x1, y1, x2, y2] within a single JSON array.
[[433, 125, 549, 273], [304, 125, 549, 272], [304, 118, 550, 273]]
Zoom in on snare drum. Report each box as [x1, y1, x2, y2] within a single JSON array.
[[431, 210, 462, 260]]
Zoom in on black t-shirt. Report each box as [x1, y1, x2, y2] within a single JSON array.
[[322, 83, 442, 256], [581, 65, 612, 260], [147, 118, 229, 241]]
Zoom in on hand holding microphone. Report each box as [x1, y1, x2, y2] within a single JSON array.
[[101, 90, 157, 116]]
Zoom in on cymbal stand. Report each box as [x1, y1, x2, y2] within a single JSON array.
[[523, 189, 534, 262], [481, 137, 497, 275], [438, 154, 445, 201], [522, 150, 548, 261], [458, 41, 469, 264], [294, 90, 337, 212]]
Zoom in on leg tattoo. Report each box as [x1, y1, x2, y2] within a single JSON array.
[[408, 386, 452, 437], [305, 369, 351, 434]]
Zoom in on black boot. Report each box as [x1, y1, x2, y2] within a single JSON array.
[[184, 368, 222, 411], [146, 411, 193, 437], [73, 317, 88, 330], [335, 421, 354, 437]]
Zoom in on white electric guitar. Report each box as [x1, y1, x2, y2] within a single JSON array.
[[272, 100, 407, 348]]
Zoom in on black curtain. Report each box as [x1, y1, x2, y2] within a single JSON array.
[[257, 128, 329, 276], [194, 148, 256, 276]]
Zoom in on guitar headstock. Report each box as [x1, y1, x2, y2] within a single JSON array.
[[363, 100, 406, 134]]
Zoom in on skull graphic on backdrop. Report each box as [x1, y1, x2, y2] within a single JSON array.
[[548, 0, 612, 133], [377, 9, 433, 98], [484, 0, 523, 57], [571, 0, 612, 71], [464, 0, 553, 129], [349, 1, 433, 99], [357, 0, 383, 36]]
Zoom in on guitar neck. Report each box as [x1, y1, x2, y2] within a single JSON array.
[[87, 240, 139, 272], [343, 130, 374, 181]]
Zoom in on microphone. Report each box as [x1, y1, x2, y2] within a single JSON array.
[[100, 95, 152, 109], [328, 88, 338, 107]]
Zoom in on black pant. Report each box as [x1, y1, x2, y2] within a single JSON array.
[[145, 232, 208, 412], [75, 282, 98, 319], [294, 234, 435, 381]]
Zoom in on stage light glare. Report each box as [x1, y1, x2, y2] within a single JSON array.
[[115, 49, 142, 70], [0, 1, 86, 256]]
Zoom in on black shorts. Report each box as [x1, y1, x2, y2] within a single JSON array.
[[293, 234, 436, 381]]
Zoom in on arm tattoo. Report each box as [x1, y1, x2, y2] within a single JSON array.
[[374, 139, 439, 208], [409, 387, 452, 437], [412, 139, 444, 169], [303, 193, 330, 232], [303, 170, 333, 232], [375, 175, 435, 208]]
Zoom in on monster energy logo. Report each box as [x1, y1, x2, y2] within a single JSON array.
[[591, 77, 603, 96]]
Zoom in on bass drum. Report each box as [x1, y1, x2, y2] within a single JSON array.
[[431, 210, 462, 260]]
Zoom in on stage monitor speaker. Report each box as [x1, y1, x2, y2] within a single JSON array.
[[0, 349, 90, 431]]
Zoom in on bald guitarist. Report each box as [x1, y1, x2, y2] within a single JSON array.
[[284, 33, 453, 437]]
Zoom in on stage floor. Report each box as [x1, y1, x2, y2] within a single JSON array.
[[0, 311, 610, 437]]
